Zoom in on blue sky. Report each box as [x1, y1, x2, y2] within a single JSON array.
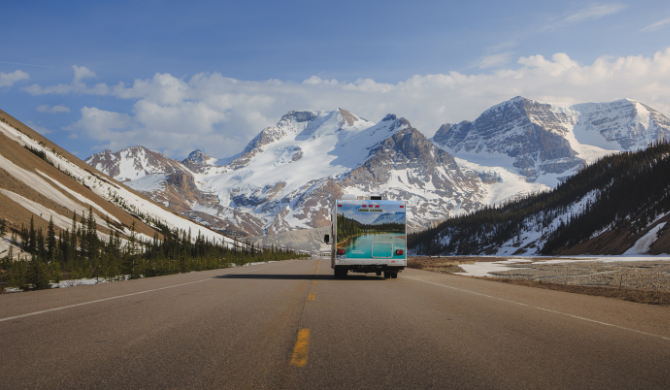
[[2, 0, 670, 159]]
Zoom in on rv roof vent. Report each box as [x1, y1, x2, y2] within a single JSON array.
[[370, 196, 382, 200], [341, 194, 357, 200]]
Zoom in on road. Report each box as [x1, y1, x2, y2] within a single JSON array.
[[1, 259, 670, 389]]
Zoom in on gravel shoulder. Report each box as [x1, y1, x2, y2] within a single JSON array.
[[408, 256, 670, 306]]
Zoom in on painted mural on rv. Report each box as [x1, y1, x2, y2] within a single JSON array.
[[336, 200, 406, 259]]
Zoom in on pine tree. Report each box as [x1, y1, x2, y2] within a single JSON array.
[[0, 217, 6, 238], [28, 254, 51, 290], [37, 228, 46, 261], [126, 221, 138, 278], [28, 216, 36, 255], [47, 216, 56, 261]]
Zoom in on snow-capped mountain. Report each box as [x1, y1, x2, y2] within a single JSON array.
[[87, 97, 670, 238], [433, 97, 670, 187], [89, 109, 487, 235]]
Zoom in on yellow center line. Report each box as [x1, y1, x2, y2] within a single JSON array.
[[290, 328, 310, 367], [308, 292, 315, 301]]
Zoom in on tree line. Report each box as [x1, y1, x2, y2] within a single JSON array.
[[0, 208, 307, 291]]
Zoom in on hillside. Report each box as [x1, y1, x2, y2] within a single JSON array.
[[408, 141, 670, 256], [0, 109, 287, 290]]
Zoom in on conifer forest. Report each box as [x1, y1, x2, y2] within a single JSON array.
[[409, 141, 670, 256], [0, 208, 306, 291]]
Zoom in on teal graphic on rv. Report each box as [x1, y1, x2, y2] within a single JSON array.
[[336, 200, 406, 259]]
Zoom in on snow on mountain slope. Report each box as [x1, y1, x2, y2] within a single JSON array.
[[86, 146, 187, 190], [0, 114, 238, 255], [433, 97, 670, 187], [90, 109, 489, 235], [568, 99, 670, 151]]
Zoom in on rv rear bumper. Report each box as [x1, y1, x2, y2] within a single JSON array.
[[334, 265, 405, 274]]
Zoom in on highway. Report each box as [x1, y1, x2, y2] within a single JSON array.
[[1, 259, 670, 389]]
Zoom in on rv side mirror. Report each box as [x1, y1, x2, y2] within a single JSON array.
[[324, 234, 330, 244]]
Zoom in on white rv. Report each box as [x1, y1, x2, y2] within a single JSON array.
[[324, 195, 407, 279]]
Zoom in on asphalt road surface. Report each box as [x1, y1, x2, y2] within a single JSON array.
[[2, 259, 670, 389]]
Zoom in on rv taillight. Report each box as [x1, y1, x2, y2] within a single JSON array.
[[338, 249, 345, 255], [395, 249, 404, 255], [362, 205, 367, 207], [375, 205, 380, 208], [369, 204, 373, 207], [400, 205, 404, 208], [338, 204, 342, 207]]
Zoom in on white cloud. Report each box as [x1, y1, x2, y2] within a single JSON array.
[[476, 52, 513, 69], [642, 17, 670, 32], [23, 65, 108, 95], [33, 48, 670, 158], [36, 104, 71, 113], [564, 3, 626, 23], [70, 107, 135, 148], [72, 65, 96, 83], [0, 70, 29, 87]]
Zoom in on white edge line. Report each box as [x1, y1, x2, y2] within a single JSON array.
[[404, 275, 670, 342], [0, 261, 295, 323]]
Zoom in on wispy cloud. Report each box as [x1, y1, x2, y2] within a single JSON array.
[[0, 70, 29, 88], [642, 17, 670, 32], [475, 52, 513, 69], [36, 104, 71, 113], [541, 3, 626, 31], [565, 3, 626, 23], [0, 60, 52, 68]]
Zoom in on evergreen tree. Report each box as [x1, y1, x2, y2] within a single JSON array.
[[37, 228, 46, 261], [47, 216, 56, 261], [0, 217, 6, 238], [28, 255, 51, 290], [28, 216, 36, 255]]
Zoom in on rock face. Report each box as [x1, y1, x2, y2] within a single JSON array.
[[570, 99, 670, 150], [433, 97, 670, 184], [434, 97, 581, 181]]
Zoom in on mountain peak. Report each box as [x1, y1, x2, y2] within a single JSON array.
[[279, 110, 319, 124], [185, 149, 211, 163], [183, 149, 217, 172]]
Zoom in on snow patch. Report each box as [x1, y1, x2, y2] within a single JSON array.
[[624, 223, 666, 255]]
